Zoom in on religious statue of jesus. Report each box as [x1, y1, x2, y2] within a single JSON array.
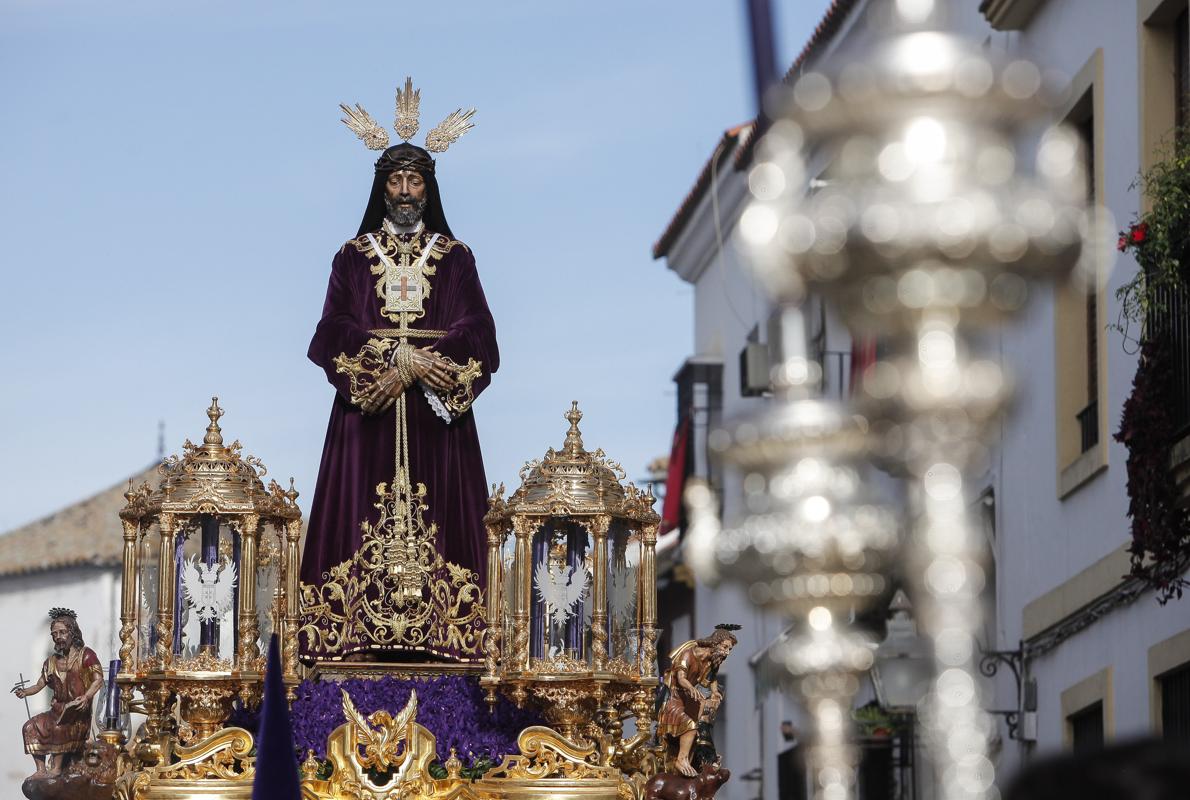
[[300, 79, 497, 661]]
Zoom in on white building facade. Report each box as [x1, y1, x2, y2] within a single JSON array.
[[653, 0, 1190, 797]]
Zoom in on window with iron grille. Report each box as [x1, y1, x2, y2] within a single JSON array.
[[1152, 6, 1190, 438], [1069, 701, 1104, 754], [1077, 113, 1099, 453], [1160, 662, 1190, 742]]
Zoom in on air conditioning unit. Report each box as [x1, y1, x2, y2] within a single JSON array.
[[739, 341, 770, 397]]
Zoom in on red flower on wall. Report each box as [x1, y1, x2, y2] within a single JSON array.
[[1132, 221, 1149, 244]]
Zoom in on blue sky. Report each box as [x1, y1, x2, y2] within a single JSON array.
[[0, 0, 831, 531]]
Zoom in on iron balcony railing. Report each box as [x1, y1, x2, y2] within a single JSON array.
[[1148, 281, 1190, 437]]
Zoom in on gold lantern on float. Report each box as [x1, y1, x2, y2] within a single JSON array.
[[114, 398, 302, 798], [482, 402, 660, 747]]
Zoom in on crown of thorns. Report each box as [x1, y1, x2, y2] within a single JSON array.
[[715, 623, 742, 632], [48, 608, 77, 621]]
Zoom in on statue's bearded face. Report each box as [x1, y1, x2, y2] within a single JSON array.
[[50, 621, 72, 656], [384, 169, 428, 227]]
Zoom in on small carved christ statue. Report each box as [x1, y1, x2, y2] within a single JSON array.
[[11, 609, 104, 777]]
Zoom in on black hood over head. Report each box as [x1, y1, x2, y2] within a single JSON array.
[[357, 142, 453, 238]]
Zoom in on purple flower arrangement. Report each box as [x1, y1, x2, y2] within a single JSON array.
[[290, 674, 544, 771]]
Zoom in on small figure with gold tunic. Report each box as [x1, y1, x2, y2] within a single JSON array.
[[11, 609, 104, 776], [656, 624, 738, 778]]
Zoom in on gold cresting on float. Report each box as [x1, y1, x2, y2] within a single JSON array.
[[297, 473, 486, 662], [481, 402, 660, 775], [300, 688, 630, 800], [114, 398, 302, 799]]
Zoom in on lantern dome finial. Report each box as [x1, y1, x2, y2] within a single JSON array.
[[563, 401, 584, 454], [204, 397, 224, 448]]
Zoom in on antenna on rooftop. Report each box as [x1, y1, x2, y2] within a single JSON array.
[[157, 419, 166, 461]]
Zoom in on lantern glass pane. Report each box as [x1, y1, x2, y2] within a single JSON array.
[[137, 530, 160, 666], [501, 533, 516, 658], [607, 523, 641, 666], [255, 525, 284, 658], [177, 517, 239, 664], [531, 521, 592, 664]]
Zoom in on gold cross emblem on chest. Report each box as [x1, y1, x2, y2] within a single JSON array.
[[365, 231, 442, 325]]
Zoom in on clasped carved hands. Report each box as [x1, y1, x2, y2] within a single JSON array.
[[360, 348, 459, 415]]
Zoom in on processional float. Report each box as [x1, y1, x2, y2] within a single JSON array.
[[75, 399, 720, 800]]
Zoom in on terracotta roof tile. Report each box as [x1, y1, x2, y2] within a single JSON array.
[[653, 122, 753, 260], [734, 0, 862, 170], [0, 466, 160, 577], [0, 467, 311, 578]]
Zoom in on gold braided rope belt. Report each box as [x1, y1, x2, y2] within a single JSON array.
[[370, 328, 448, 339]]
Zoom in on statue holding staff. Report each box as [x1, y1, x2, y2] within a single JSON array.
[[11, 609, 104, 776]]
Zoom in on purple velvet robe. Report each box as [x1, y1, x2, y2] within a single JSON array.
[[301, 227, 498, 594]]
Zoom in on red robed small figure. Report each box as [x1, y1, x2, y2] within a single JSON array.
[[12, 609, 104, 777]]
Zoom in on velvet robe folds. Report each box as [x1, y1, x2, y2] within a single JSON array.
[[302, 227, 498, 619]]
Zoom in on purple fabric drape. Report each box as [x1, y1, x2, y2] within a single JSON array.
[[530, 531, 548, 660], [565, 524, 585, 656], [200, 516, 219, 649], [300, 228, 499, 660], [172, 533, 185, 655]]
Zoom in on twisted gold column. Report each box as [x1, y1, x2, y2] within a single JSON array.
[[639, 523, 658, 678], [119, 519, 140, 670], [283, 518, 302, 683], [237, 514, 259, 671], [589, 515, 610, 671], [512, 515, 534, 671], [155, 514, 177, 669]]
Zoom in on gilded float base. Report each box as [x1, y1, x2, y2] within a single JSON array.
[[139, 779, 254, 799], [298, 688, 642, 800], [467, 780, 622, 800], [115, 727, 255, 800]]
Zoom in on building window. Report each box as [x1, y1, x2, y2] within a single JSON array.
[[1053, 51, 1107, 496], [1177, 8, 1189, 133], [857, 739, 894, 800], [673, 358, 724, 503], [1077, 115, 1099, 453], [1069, 702, 1105, 753], [1160, 663, 1190, 741], [777, 744, 808, 800]]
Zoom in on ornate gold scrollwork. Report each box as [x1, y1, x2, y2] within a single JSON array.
[[342, 688, 418, 772], [304, 688, 442, 800], [299, 480, 486, 661], [334, 337, 395, 407], [159, 726, 255, 781], [481, 726, 619, 782], [431, 354, 483, 416]]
